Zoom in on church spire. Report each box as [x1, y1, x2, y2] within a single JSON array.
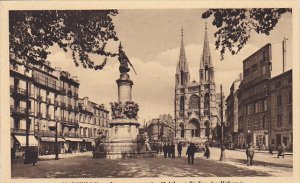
[[176, 27, 190, 86], [201, 22, 212, 69], [200, 22, 214, 83], [177, 27, 189, 73]]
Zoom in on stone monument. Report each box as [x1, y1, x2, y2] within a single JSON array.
[[93, 43, 156, 159]]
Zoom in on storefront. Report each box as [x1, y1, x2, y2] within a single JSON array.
[[12, 135, 38, 159], [253, 130, 268, 150], [82, 138, 95, 151], [39, 137, 65, 155], [64, 138, 82, 153]]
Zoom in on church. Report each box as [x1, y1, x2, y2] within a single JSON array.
[[174, 24, 220, 143]]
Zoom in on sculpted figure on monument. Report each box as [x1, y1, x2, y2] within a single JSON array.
[[110, 102, 125, 119], [118, 42, 137, 75], [124, 101, 139, 119]]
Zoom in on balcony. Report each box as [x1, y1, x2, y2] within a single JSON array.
[[35, 130, 62, 137], [63, 131, 80, 138], [11, 106, 26, 116], [243, 91, 268, 104], [16, 87, 27, 96], [46, 98, 52, 105], [11, 128, 34, 135]]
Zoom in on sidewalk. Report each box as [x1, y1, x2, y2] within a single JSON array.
[[39, 151, 92, 161], [232, 148, 293, 155]]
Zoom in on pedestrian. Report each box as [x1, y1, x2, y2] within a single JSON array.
[[204, 144, 210, 159], [278, 143, 285, 158], [186, 143, 196, 165], [167, 143, 171, 158], [163, 143, 168, 158], [170, 143, 175, 158], [246, 143, 255, 166], [177, 142, 182, 157], [269, 144, 274, 155], [31, 149, 38, 166]]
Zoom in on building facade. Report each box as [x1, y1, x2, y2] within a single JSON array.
[[233, 43, 293, 151], [225, 77, 242, 148], [238, 44, 272, 148], [10, 58, 110, 158], [269, 70, 292, 151], [174, 25, 220, 143], [146, 114, 174, 142]]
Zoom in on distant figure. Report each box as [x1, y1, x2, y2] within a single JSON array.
[[278, 144, 285, 158], [159, 142, 163, 154], [170, 143, 175, 158], [31, 149, 38, 166], [167, 143, 171, 158], [204, 144, 210, 159], [177, 142, 183, 157], [186, 143, 196, 165], [163, 143, 168, 158], [269, 144, 274, 155], [246, 143, 255, 166]]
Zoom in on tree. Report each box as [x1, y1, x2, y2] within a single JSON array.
[[202, 8, 292, 60], [10, 10, 119, 70]]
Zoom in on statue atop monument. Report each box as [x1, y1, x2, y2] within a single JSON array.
[[118, 42, 137, 74]]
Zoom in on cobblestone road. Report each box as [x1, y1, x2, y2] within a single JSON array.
[[11, 147, 292, 178]]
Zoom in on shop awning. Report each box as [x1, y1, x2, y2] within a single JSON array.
[[40, 137, 65, 142], [64, 138, 83, 142], [14, 135, 38, 146], [82, 138, 94, 142]]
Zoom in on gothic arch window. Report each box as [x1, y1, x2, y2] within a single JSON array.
[[188, 95, 199, 109], [187, 119, 200, 137], [179, 123, 184, 138], [204, 92, 210, 116], [179, 96, 185, 117]]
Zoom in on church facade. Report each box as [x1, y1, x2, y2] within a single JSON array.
[[174, 25, 220, 143]]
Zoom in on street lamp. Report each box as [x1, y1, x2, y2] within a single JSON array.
[[219, 84, 225, 161], [49, 121, 59, 160]]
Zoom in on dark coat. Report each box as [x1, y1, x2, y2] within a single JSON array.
[[170, 144, 175, 153], [163, 145, 168, 153], [186, 144, 196, 156], [177, 144, 182, 151]]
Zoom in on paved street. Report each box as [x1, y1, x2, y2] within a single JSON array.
[[11, 147, 292, 178]]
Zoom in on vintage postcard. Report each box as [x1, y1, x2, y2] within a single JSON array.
[[0, 1, 299, 183]]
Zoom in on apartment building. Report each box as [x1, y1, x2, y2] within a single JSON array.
[[10, 59, 110, 158]]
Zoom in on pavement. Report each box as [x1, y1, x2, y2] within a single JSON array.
[[11, 147, 292, 178]]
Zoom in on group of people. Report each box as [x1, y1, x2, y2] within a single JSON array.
[[162, 143, 176, 158]]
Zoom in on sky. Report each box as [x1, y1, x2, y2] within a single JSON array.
[[47, 9, 292, 122]]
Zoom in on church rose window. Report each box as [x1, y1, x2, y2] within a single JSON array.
[[188, 95, 199, 109]]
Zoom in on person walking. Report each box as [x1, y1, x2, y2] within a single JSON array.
[[170, 143, 175, 158], [167, 143, 171, 158], [204, 143, 210, 159], [163, 143, 168, 158], [31, 149, 38, 166], [278, 143, 285, 158], [269, 144, 274, 155], [186, 143, 196, 165], [246, 143, 255, 166], [177, 142, 182, 157]]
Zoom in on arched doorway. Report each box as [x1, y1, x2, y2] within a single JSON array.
[[187, 119, 200, 138]]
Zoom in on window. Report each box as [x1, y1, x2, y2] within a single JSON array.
[[288, 91, 292, 104], [277, 95, 282, 106], [277, 114, 282, 127], [262, 116, 267, 128], [276, 81, 281, 89], [263, 99, 268, 111], [289, 111, 292, 125]]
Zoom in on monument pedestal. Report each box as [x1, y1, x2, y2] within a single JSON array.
[[94, 73, 156, 159]]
